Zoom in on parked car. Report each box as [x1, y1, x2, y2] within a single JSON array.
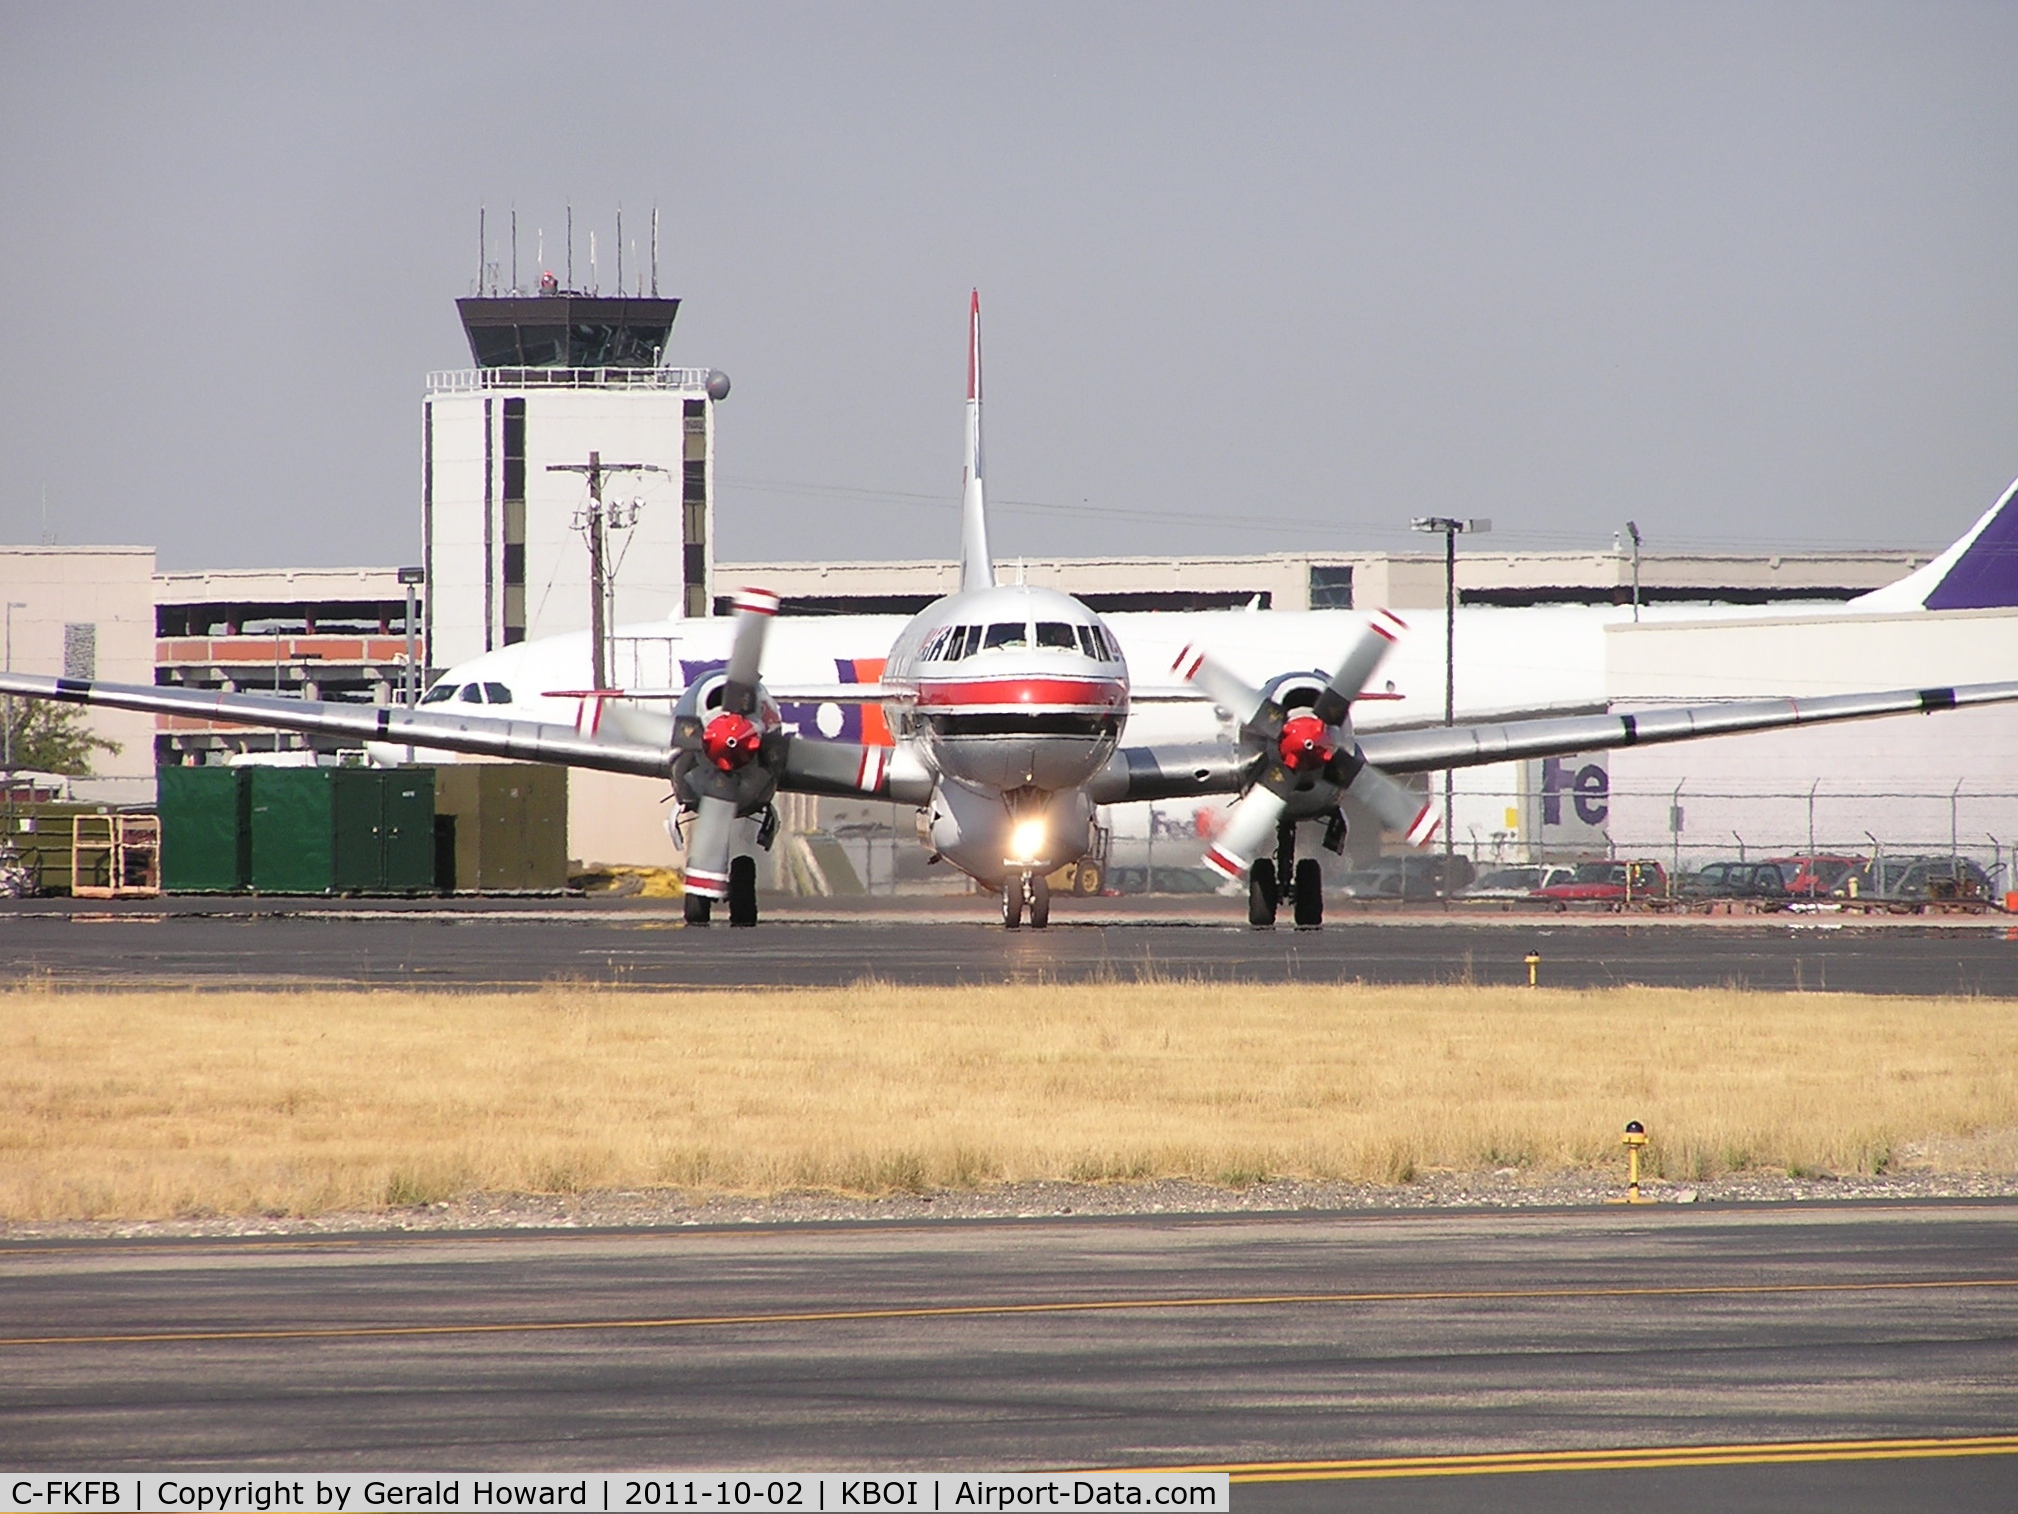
[[1534, 859, 1668, 906], [1845, 855, 1995, 904], [1764, 854, 1865, 899], [1335, 853, 1477, 900], [1453, 864, 1576, 901], [1676, 860, 1790, 902]]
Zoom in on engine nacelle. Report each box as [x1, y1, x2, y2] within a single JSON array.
[[671, 672, 784, 815], [1257, 669, 1334, 715]]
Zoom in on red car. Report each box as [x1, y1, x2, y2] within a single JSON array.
[[1534, 859, 1668, 907], [1763, 855, 1865, 899]]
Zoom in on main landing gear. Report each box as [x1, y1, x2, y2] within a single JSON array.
[[682, 855, 761, 927], [1002, 870, 1051, 930], [1249, 819, 1324, 929]]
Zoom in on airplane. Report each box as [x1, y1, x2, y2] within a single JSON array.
[[6, 294, 2018, 929]]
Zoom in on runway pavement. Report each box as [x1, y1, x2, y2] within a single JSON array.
[[2, 896, 2015, 993], [2, 1203, 2015, 1511]]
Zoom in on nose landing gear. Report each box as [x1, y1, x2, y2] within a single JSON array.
[[1002, 870, 1052, 930]]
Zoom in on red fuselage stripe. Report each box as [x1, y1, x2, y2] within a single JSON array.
[[910, 677, 1127, 710]]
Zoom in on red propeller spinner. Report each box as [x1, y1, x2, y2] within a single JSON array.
[[701, 711, 762, 771], [1275, 712, 1335, 771]]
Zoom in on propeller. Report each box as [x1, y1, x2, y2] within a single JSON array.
[[679, 588, 779, 899], [1187, 608, 1438, 882]]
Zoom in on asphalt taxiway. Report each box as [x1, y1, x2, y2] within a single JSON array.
[[3, 1203, 2015, 1511], [1, 896, 2014, 993]]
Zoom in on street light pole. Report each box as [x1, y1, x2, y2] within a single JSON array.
[[3, 601, 25, 775], [1626, 520, 1642, 622], [397, 566, 426, 766], [1410, 516, 1491, 857]]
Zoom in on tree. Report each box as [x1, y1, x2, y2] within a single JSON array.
[[1, 700, 120, 776]]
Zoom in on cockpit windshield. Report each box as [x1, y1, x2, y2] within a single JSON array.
[[982, 622, 1027, 650], [1035, 622, 1078, 649]]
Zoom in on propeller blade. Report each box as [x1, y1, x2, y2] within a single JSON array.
[[1311, 608, 1406, 725], [1172, 644, 1266, 725], [1202, 785, 1289, 882], [682, 794, 738, 899], [1343, 753, 1440, 848], [721, 587, 779, 714]]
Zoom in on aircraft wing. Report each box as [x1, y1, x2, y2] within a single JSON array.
[[0, 673, 674, 778], [1091, 679, 2018, 802], [1355, 680, 2018, 774], [0, 670, 937, 803]]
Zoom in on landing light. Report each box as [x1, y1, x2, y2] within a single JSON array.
[[1009, 818, 1047, 862]]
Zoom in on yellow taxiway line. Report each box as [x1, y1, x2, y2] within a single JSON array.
[[2, 1275, 2014, 1349], [1146, 1433, 2018, 1481]]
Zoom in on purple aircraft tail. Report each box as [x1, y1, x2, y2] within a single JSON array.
[[1854, 473, 2018, 611]]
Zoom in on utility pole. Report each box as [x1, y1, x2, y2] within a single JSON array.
[[1410, 516, 1491, 857], [547, 453, 668, 691]]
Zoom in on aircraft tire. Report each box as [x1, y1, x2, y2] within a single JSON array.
[[728, 855, 759, 927], [1030, 872, 1051, 929], [1002, 878, 1024, 930], [683, 890, 712, 926], [1248, 859, 1279, 928], [1293, 858, 1324, 927]]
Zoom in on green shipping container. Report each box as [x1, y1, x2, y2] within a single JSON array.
[[157, 766, 250, 892], [380, 770, 435, 890], [247, 767, 436, 895], [431, 764, 568, 892], [0, 804, 101, 896]]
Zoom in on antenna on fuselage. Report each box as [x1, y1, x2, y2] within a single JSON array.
[[959, 289, 996, 593]]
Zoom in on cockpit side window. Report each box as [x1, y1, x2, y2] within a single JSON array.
[[458, 684, 484, 703], [419, 683, 457, 705], [982, 622, 1028, 650], [483, 683, 512, 704], [1035, 622, 1077, 650], [1074, 626, 1100, 659]]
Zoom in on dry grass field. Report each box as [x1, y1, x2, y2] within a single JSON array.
[[2, 980, 2016, 1220]]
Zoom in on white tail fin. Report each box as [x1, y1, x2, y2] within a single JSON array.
[[959, 289, 995, 593]]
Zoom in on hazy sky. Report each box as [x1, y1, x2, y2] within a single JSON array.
[[5, 2, 2018, 570]]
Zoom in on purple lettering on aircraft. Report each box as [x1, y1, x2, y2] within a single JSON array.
[[1541, 756, 1609, 827]]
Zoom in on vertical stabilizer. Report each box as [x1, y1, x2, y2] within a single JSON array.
[[959, 289, 996, 593], [1854, 473, 2018, 611]]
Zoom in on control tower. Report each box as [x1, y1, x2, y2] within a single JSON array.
[[422, 281, 727, 670]]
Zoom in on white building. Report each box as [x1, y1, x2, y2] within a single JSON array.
[[0, 545, 157, 803], [423, 293, 725, 669]]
